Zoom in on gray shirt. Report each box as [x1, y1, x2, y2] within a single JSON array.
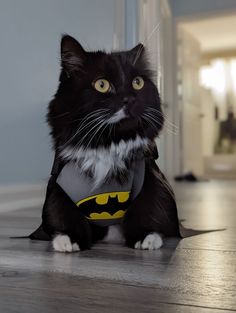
[[56, 157, 145, 226]]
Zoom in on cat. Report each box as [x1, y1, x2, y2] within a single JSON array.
[[30, 35, 181, 252]]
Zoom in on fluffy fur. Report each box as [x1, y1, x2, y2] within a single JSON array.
[[61, 135, 148, 187], [31, 35, 181, 251]]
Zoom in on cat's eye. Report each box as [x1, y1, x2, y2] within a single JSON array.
[[132, 76, 144, 90], [93, 79, 111, 93]]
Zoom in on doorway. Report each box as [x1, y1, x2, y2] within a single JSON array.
[[177, 13, 236, 178]]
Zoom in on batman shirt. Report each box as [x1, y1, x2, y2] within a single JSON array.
[[56, 157, 145, 226]]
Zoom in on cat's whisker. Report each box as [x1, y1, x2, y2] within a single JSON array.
[[94, 121, 111, 148], [148, 115, 178, 135], [69, 108, 109, 124], [84, 118, 110, 150], [62, 117, 102, 148], [144, 112, 178, 135], [86, 120, 108, 147], [68, 110, 102, 131], [75, 109, 109, 124], [153, 113, 178, 130], [133, 21, 161, 65], [75, 114, 110, 149], [75, 114, 106, 137], [145, 107, 176, 126], [142, 115, 158, 132], [143, 113, 164, 128], [51, 111, 70, 119], [146, 107, 179, 130], [143, 113, 163, 127], [62, 110, 109, 147], [75, 119, 107, 148], [94, 125, 107, 148], [75, 109, 109, 129], [143, 113, 178, 136]]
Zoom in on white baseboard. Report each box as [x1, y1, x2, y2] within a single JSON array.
[[0, 198, 44, 214], [0, 183, 46, 213], [0, 183, 45, 194]]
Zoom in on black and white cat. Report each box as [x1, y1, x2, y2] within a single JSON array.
[[30, 35, 181, 252]]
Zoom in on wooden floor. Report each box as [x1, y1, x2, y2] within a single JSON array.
[[0, 181, 235, 312]]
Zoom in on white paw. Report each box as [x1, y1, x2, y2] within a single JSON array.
[[52, 235, 80, 252], [134, 233, 163, 250], [72, 242, 80, 252]]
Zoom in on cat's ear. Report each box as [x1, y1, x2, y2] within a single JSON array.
[[128, 43, 145, 64], [61, 35, 86, 73]]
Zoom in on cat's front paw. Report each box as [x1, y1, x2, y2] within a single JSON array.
[[134, 233, 163, 250], [52, 234, 80, 252]]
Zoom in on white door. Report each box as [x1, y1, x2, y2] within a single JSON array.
[[177, 26, 204, 176]]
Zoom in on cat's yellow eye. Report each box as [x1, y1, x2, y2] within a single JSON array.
[[93, 79, 111, 93], [132, 76, 144, 90]]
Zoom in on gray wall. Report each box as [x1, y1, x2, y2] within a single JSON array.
[[125, 0, 138, 49], [0, 0, 115, 184], [170, 0, 236, 17]]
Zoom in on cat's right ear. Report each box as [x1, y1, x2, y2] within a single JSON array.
[[61, 35, 86, 74], [128, 43, 145, 64]]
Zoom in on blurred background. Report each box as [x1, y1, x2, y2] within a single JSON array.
[[1, 0, 236, 209]]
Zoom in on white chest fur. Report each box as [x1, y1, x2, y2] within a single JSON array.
[[60, 135, 148, 187]]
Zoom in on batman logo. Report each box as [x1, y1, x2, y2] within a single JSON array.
[[76, 191, 131, 225]]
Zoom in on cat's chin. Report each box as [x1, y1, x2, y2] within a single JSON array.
[[110, 117, 142, 135], [110, 124, 157, 145]]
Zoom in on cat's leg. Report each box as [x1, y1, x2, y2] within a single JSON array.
[[123, 160, 181, 250], [42, 182, 92, 252]]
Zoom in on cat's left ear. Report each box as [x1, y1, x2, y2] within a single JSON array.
[[128, 43, 145, 64], [61, 35, 86, 74]]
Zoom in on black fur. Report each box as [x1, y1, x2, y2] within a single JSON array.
[[31, 35, 180, 250]]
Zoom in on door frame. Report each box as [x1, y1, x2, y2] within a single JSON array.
[[137, 0, 179, 178]]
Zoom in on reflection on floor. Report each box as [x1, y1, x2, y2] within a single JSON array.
[[0, 181, 235, 312]]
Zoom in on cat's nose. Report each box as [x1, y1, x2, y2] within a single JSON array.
[[123, 96, 135, 105], [123, 96, 137, 117]]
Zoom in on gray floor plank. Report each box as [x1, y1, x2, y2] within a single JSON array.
[[1, 286, 231, 313], [0, 241, 235, 310], [0, 269, 235, 313]]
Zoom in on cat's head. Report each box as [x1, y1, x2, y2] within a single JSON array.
[[48, 35, 164, 151]]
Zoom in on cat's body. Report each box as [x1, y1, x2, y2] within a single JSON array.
[[31, 35, 181, 251]]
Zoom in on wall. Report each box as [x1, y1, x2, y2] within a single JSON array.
[[169, 0, 236, 18], [0, 0, 115, 184], [125, 0, 138, 49]]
